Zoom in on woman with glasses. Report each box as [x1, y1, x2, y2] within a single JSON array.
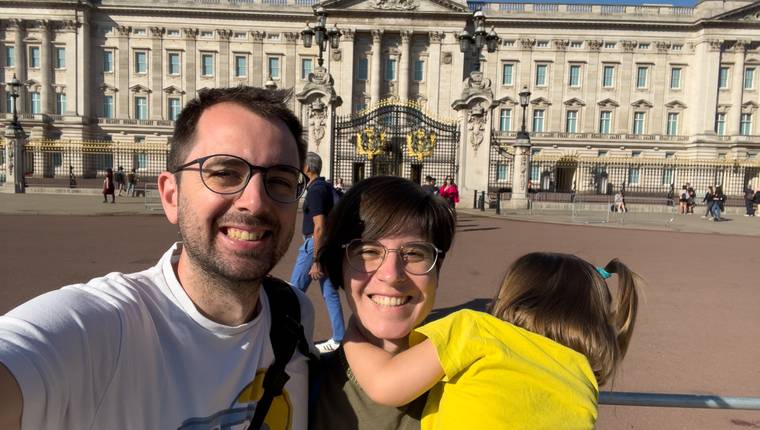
[[311, 176, 456, 430]]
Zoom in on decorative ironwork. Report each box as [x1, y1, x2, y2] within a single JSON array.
[[356, 126, 387, 160], [332, 99, 459, 186], [406, 128, 437, 161]]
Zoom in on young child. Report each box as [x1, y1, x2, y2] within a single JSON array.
[[343, 252, 641, 430]]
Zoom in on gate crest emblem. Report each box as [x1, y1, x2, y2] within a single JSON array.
[[356, 127, 387, 160], [406, 128, 437, 161]]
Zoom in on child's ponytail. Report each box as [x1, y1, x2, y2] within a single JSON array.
[[603, 258, 640, 363]]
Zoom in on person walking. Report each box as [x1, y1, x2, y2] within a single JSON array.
[[711, 185, 726, 221], [702, 186, 714, 219], [115, 166, 126, 196], [614, 191, 627, 213], [678, 185, 689, 215], [686, 183, 696, 214], [421, 175, 439, 195], [126, 168, 138, 197], [102, 168, 115, 203], [0, 87, 315, 430], [744, 187, 755, 216], [439, 175, 460, 209], [290, 152, 345, 354]]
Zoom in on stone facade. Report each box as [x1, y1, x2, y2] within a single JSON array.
[[1, 0, 759, 196]]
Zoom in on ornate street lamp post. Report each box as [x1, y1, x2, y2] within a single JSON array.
[[458, 10, 500, 72], [517, 85, 531, 143], [299, 6, 343, 181], [5, 73, 26, 193], [301, 6, 341, 69]]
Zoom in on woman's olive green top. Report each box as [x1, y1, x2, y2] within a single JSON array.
[[311, 346, 426, 430]]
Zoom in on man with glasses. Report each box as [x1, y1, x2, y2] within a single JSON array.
[[290, 152, 344, 354], [0, 87, 314, 430]]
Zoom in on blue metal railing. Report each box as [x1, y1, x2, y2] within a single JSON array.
[[600, 392, 760, 411]]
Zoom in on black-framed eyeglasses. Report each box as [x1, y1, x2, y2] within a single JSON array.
[[342, 239, 443, 275], [172, 154, 308, 203]]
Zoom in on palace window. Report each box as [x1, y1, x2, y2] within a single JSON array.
[[268, 57, 280, 79], [744, 68, 755, 90], [566, 110, 578, 133], [135, 96, 148, 120], [627, 167, 640, 185], [719, 67, 729, 89], [499, 108, 512, 131], [667, 112, 679, 136], [357, 58, 368, 81], [103, 95, 114, 118], [301, 58, 312, 80], [740, 113, 752, 136], [568, 64, 581, 87], [496, 164, 510, 181], [54, 47, 66, 69], [502, 63, 513, 85], [29, 46, 40, 68], [235, 55, 248, 78], [134, 51, 148, 74], [385, 58, 397, 80], [602, 65, 614, 88], [103, 50, 113, 73], [670, 67, 681, 89], [168, 53, 181, 75], [535, 64, 547, 86], [636, 66, 648, 88], [599, 111, 612, 134], [55, 93, 66, 115], [633, 112, 646, 134], [662, 168, 673, 185], [201, 53, 214, 76], [413, 60, 424, 82], [30, 92, 41, 114], [168, 97, 181, 121], [5, 46, 13, 67], [715, 112, 726, 135], [532, 109, 545, 132]]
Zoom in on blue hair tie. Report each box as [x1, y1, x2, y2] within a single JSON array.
[[596, 267, 612, 279]]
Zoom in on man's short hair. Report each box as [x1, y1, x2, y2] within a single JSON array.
[[319, 176, 457, 289], [168, 86, 306, 172], [425, 175, 433, 182], [304, 152, 322, 176]]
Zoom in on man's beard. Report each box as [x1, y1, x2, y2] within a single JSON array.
[[178, 200, 293, 287]]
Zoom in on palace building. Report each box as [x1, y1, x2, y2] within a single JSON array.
[[2, 0, 760, 203]]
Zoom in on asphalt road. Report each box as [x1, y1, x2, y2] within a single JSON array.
[[1, 212, 758, 429]]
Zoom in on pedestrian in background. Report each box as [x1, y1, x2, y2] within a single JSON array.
[[711, 185, 726, 221], [102, 168, 115, 204], [126, 168, 138, 197], [439, 175, 459, 210], [290, 152, 344, 354], [421, 175, 438, 195], [702, 186, 714, 219], [678, 185, 689, 215], [744, 187, 755, 217], [115, 166, 126, 196], [686, 183, 696, 214]]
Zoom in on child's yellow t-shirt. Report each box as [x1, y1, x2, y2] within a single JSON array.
[[411, 309, 599, 430]]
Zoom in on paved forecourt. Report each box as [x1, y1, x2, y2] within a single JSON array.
[[0, 193, 758, 429]]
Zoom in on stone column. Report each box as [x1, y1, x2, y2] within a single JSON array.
[[150, 27, 164, 120], [729, 40, 748, 136], [585, 40, 602, 132], [217, 29, 232, 88], [76, 13, 91, 120], [284, 32, 299, 110], [183, 28, 198, 98], [251, 31, 265, 87], [651, 41, 670, 135], [336, 29, 355, 114], [550, 39, 567, 132], [296, 66, 342, 180], [3, 124, 26, 193], [427, 31, 444, 114], [618, 40, 636, 133], [11, 20, 27, 114], [370, 29, 383, 105], [507, 139, 531, 209], [690, 39, 722, 136], [116, 26, 131, 118], [61, 20, 78, 117], [399, 31, 411, 101], [40, 20, 52, 115]]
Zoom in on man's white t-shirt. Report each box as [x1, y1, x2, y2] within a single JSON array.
[[0, 243, 314, 430]]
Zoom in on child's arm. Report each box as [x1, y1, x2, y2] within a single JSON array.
[[343, 321, 444, 407]]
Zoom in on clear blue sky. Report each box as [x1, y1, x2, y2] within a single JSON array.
[[471, 0, 696, 6]]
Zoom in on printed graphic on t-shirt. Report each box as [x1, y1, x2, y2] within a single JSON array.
[[177, 369, 293, 430]]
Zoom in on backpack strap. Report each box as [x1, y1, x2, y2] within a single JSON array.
[[246, 277, 315, 430]]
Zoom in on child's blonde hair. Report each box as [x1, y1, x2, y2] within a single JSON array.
[[490, 252, 640, 386]]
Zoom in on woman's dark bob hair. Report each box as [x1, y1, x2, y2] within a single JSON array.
[[319, 176, 457, 289]]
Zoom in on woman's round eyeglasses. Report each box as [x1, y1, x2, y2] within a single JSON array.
[[172, 154, 308, 203], [342, 239, 442, 275]]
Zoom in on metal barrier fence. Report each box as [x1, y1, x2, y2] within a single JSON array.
[[18, 139, 169, 189], [599, 391, 760, 411], [525, 156, 760, 203]]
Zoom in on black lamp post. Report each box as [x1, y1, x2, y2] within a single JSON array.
[[301, 6, 341, 68], [6, 74, 21, 129], [458, 10, 500, 71], [517, 86, 531, 140]]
